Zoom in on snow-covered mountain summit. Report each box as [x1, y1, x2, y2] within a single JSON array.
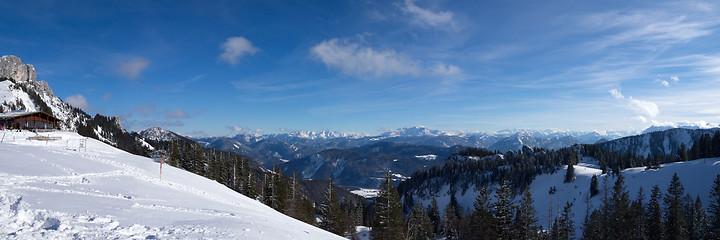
[[379, 126, 455, 138], [139, 127, 184, 142], [642, 121, 719, 134], [0, 55, 149, 155]]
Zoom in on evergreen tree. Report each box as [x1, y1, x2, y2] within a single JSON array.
[[678, 143, 689, 162], [513, 187, 539, 240], [688, 196, 707, 240], [494, 181, 514, 239], [321, 177, 345, 236], [470, 187, 496, 240], [243, 158, 255, 198], [441, 200, 461, 240], [427, 197, 441, 234], [589, 174, 599, 197], [664, 173, 688, 240], [372, 171, 405, 240], [193, 145, 205, 175], [406, 201, 433, 240], [610, 173, 633, 239], [647, 185, 664, 240], [630, 187, 647, 240], [556, 201, 575, 240], [581, 209, 603, 240], [169, 140, 179, 167], [564, 163, 575, 183], [706, 174, 720, 239]]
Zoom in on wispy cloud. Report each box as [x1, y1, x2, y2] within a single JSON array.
[[400, 0, 456, 30], [219, 37, 260, 65], [609, 89, 659, 121], [311, 38, 420, 78], [120, 103, 204, 130], [578, 10, 717, 51], [65, 94, 89, 110], [154, 74, 205, 92], [310, 38, 460, 79], [114, 57, 149, 79], [228, 126, 263, 135]]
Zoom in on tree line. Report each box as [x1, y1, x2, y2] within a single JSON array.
[[374, 171, 720, 240], [162, 140, 367, 237]]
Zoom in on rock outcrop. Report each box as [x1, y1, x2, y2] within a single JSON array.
[[0, 55, 37, 83]]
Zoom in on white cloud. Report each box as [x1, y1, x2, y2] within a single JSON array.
[[219, 37, 260, 65], [628, 97, 659, 117], [609, 89, 659, 118], [229, 126, 263, 136], [431, 63, 461, 77], [634, 115, 648, 123], [609, 89, 624, 99], [115, 57, 149, 79], [579, 10, 716, 51], [671, 75, 679, 82], [65, 94, 89, 110], [102, 92, 112, 101], [401, 0, 455, 29], [311, 38, 421, 78], [162, 108, 189, 119]]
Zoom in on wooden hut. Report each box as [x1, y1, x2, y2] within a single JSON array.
[[0, 111, 60, 130]]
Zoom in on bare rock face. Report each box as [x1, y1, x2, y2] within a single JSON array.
[[0, 55, 37, 83]]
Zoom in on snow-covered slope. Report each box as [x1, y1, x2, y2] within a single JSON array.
[[597, 128, 720, 157], [0, 130, 342, 239], [408, 157, 720, 237]]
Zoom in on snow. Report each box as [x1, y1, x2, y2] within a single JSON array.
[[352, 226, 371, 240], [414, 154, 437, 161], [350, 188, 379, 199], [0, 130, 343, 239], [412, 157, 720, 238]]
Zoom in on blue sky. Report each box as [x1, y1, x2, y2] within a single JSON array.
[[2, 0, 720, 136]]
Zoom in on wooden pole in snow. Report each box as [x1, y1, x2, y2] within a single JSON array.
[[160, 156, 163, 180]]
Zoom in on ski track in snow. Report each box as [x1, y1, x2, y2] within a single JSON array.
[[0, 130, 343, 239]]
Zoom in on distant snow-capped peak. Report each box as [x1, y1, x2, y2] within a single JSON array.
[[642, 121, 719, 134], [380, 126, 456, 137], [272, 130, 368, 140]]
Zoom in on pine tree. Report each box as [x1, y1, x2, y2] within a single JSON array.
[[494, 181, 514, 239], [630, 187, 647, 240], [169, 140, 179, 167], [589, 174, 599, 197], [427, 197, 440, 234], [243, 158, 255, 198], [581, 209, 603, 240], [564, 163, 575, 183], [470, 187, 496, 240], [688, 196, 707, 240], [557, 201, 574, 240], [193, 145, 205, 175], [442, 200, 461, 240], [679, 143, 689, 162], [664, 173, 688, 240], [610, 172, 632, 239], [647, 185, 664, 240], [406, 201, 433, 240], [513, 187, 539, 240], [706, 174, 720, 239], [372, 171, 405, 240], [321, 177, 345, 236]]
